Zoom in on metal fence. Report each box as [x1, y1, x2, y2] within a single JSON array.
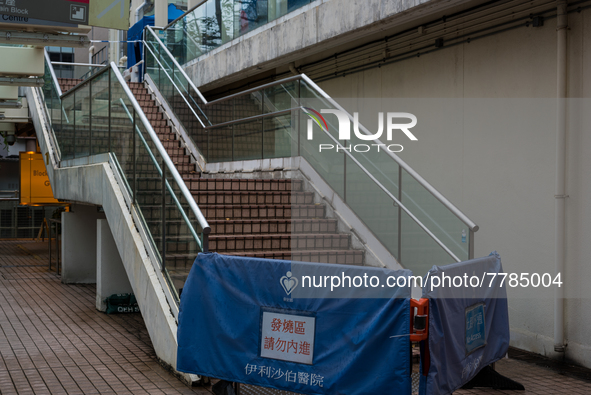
[[0, 200, 63, 239]]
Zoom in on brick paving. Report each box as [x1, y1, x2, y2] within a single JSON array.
[[0, 240, 212, 395], [1, 240, 590, 395]]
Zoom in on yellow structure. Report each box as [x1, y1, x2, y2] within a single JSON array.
[[19, 152, 60, 205]]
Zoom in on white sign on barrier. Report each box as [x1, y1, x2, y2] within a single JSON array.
[[260, 311, 315, 365]]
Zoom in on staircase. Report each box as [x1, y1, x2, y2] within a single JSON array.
[[39, 56, 476, 382], [58, 78, 81, 94], [58, 78, 365, 294], [130, 82, 200, 176], [139, 80, 363, 293]]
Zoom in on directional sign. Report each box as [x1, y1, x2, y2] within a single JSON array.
[[0, 0, 89, 25], [89, 0, 130, 30], [0, 14, 81, 30], [0, 0, 130, 30]]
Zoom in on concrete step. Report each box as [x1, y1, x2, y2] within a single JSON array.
[[137, 190, 313, 206], [124, 162, 196, 174], [210, 233, 350, 252], [164, 249, 364, 273], [209, 218, 338, 235], [183, 178, 302, 192], [146, 218, 338, 235], [153, 233, 350, 254], [193, 191, 313, 206], [138, 204, 325, 221]]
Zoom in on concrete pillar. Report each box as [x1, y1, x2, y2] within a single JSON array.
[[108, 29, 119, 64], [61, 204, 105, 284], [96, 219, 133, 312], [154, 0, 168, 28]]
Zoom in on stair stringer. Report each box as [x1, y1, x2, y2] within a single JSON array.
[[26, 87, 193, 381]]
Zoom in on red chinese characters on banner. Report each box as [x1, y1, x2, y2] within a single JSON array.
[[271, 318, 282, 332], [299, 341, 311, 356], [295, 321, 305, 334], [264, 337, 311, 356], [264, 336, 274, 350], [271, 319, 306, 335]]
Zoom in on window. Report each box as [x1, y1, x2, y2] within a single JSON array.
[[47, 47, 75, 78]]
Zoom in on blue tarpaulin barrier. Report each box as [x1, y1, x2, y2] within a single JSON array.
[[177, 253, 413, 395], [419, 252, 510, 395]]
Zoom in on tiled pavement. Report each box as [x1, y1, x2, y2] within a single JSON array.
[[1, 240, 590, 395], [0, 240, 212, 395]]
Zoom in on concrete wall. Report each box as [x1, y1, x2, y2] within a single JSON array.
[[61, 204, 105, 284], [184, 0, 473, 90], [315, 10, 591, 367]]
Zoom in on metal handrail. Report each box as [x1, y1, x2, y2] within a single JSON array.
[[44, 50, 63, 97], [207, 76, 304, 105], [146, 26, 297, 112], [51, 61, 106, 83], [143, 42, 207, 128], [43, 51, 65, 160], [51, 61, 105, 67], [204, 108, 295, 129], [154, 69, 478, 232], [109, 62, 211, 237], [144, 28, 478, 236], [145, 26, 208, 104], [118, 98, 204, 249], [305, 108, 461, 262], [46, 56, 211, 239], [144, 27, 211, 125], [57, 63, 110, 99], [42, 94, 63, 162], [249, 86, 464, 261], [298, 74, 478, 232], [148, 26, 300, 110], [269, 84, 470, 255]]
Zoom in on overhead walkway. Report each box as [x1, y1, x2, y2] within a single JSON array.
[[27, 26, 477, 377]]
